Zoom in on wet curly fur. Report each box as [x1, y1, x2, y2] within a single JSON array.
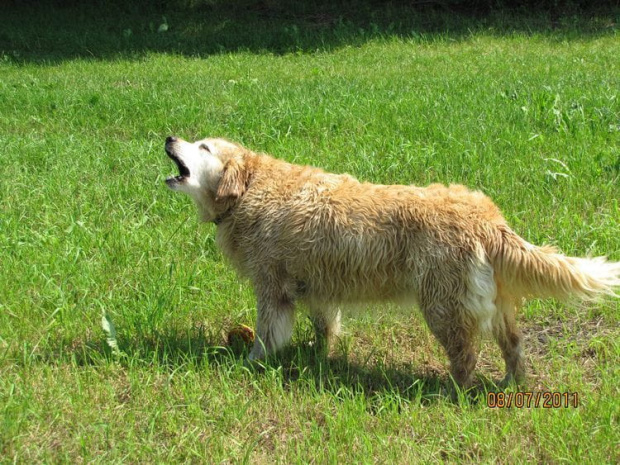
[[164, 136, 620, 387]]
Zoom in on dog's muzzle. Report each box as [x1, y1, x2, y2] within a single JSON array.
[[165, 136, 190, 187]]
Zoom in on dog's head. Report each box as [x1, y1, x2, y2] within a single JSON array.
[[164, 136, 250, 222]]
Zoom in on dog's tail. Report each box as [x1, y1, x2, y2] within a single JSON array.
[[488, 226, 620, 301]]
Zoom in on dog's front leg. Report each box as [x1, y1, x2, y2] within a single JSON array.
[[309, 305, 341, 354], [248, 288, 296, 361]]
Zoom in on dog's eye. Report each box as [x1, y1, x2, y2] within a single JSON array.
[[199, 143, 211, 153]]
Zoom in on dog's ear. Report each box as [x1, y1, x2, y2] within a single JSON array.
[[215, 158, 247, 202]]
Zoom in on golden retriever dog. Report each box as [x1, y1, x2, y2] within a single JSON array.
[[164, 136, 620, 387]]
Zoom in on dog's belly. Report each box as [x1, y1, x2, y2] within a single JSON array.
[[298, 274, 421, 306]]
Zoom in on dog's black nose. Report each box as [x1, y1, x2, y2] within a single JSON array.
[[166, 136, 177, 144]]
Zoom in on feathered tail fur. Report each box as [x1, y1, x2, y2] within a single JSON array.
[[490, 226, 620, 301]]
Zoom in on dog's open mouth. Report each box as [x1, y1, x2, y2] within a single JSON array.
[[165, 147, 190, 184]]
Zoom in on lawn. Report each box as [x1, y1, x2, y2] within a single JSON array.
[[1, 1, 619, 462]]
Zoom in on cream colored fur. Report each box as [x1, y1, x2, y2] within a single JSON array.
[[164, 137, 620, 386]]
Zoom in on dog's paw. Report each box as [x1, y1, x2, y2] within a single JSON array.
[[247, 343, 265, 362], [498, 373, 526, 389]]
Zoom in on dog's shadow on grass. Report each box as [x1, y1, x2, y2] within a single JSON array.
[[75, 327, 495, 405], [269, 346, 450, 405]]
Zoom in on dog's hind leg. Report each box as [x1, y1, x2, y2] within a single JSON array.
[[419, 255, 489, 387], [422, 307, 480, 388], [248, 284, 296, 361], [308, 304, 341, 353], [493, 293, 525, 386]]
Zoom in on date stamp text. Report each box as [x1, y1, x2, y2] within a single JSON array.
[[487, 391, 579, 408]]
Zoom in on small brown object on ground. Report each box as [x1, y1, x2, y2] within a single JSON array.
[[227, 324, 255, 346]]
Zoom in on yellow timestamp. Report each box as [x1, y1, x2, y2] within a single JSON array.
[[487, 391, 579, 408]]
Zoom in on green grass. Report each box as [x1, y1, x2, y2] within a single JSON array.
[[1, 1, 619, 462]]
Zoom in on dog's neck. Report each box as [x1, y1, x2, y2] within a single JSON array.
[[211, 189, 242, 226]]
